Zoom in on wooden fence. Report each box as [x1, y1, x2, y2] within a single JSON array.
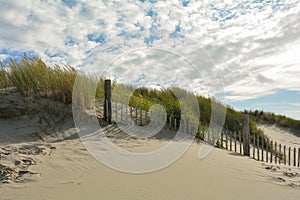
[[101, 100, 300, 168], [102, 79, 300, 168]]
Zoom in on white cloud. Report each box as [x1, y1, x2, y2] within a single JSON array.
[[0, 0, 300, 105]]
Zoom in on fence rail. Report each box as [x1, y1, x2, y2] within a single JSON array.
[[101, 79, 300, 168], [100, 100, 300, 168]]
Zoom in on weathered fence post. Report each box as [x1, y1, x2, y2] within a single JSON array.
[[115, 102, 118, 123], [279, 144, 282, 164], [275, 142, 277, 164], [288, 147, 291, 166], [135, 107, 138, 125], [242, 114, 250, 156], [298, 148, 300, 168], [266, 138, 269, 162], [298, 148, 300, 167], [125, 105, 128, 124], [284, 145, 286, 165], [230, 131, 232, 151], [261, 138, 264, 162], [139, 107, 143, 126], [294, 147, 296, 167], [270, 141, 273, 163], [221, 130, 224, 149], [225, 129, 228, 150], [253, 134, 256, 159], [257, 135, 260, 161], [239, 131, 242, 154], [104, 79, 112, 124], [120, 103, 123, 124], [234, 131, 237, 152]]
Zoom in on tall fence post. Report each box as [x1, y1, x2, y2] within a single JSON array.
[[104, 79, 112, 124], [242, 114, 250, 156]]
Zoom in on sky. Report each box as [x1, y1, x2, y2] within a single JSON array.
[[0, 0, 300, 119]]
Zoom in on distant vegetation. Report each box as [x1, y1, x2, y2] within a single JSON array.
[[1, 54, 289, 143], [248, 110, 300, 131]]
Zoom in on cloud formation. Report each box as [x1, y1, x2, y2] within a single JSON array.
[[0, 0, 300, 117]]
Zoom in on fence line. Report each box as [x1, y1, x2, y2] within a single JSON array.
[[102, 100, 300, 168]]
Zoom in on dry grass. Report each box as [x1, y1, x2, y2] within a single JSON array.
[[0, 55, 104, 106]]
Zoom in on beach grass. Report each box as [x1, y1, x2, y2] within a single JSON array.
[[1, 55, 275, 144]]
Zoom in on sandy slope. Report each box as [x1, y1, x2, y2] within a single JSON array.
[[1, 119, 300, 200], [0, 89, 299, 200], [258, 124, 300, 149]]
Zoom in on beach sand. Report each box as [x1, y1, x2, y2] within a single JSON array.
[[1, 119, 300, 200], [1, 89, 299, 199]]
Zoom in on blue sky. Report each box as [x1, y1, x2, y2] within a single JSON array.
[[0, 0, 300, 119]]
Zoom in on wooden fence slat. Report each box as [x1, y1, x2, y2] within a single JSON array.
[[257, 135, 260, 161], [120, 104, 123, 123], [207, 128, 211, 143], [253, 134, 256, 159], [261, 138, 264, 162], [212, 128, 216, 146], [230, 131, 232, 151], [284, 145, 286, 165], [104, 80, 112, 124], [270, 141, 273, 163], [144, 110, 148, 125], [135, 107, 138, 124], [275, 142, 277, 164], [139, 107, 142, 126], [279, 144, 282, 164], [130, 106, 133, 122], [239, 131, 242, 154], [294, 147, 296, 167], [234, 131, 237, 152], [225, 129, 228, 150], [115, 102, 118, 123], [221, 130, 224, 149], [125, 105, 128, 124], [289, 147, 291, 166], [298, 148, 300, 168], [266, 139, 269, 162]]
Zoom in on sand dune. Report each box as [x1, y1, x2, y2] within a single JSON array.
[[1, 89, 300, 199], [258, 124, 300, 149], [1, 118, 300, 200]]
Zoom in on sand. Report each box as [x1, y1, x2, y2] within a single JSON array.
[[1, 90, 300, 200], [258, 124, 300, 149]]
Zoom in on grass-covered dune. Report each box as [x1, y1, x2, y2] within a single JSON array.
[[0, 54, 280, 143]]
